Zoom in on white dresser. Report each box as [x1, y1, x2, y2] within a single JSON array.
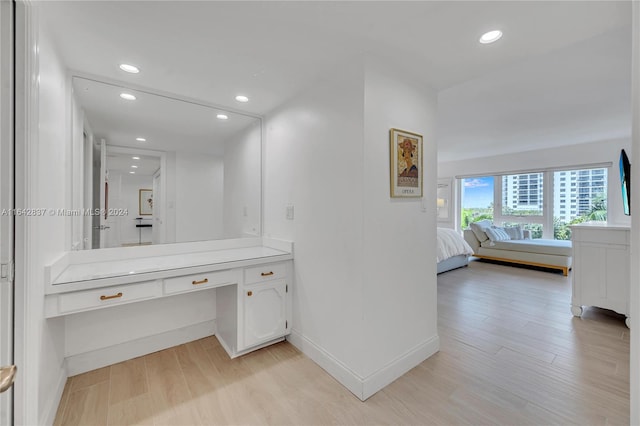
[[45, 238, 293, 369], [570, 223, 630, 327]]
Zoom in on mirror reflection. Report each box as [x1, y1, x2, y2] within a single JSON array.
[[71, 77, 262, 250]]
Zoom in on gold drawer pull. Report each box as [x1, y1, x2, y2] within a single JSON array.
[[192, 278, 209, 285], [247, 291, 253, 296], [100, 292, 123, 301], [261, 271, 274, 277]]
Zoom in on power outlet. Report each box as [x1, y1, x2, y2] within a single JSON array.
[[286, 204, 294, 220]]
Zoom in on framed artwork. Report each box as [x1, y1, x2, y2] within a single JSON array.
[[437, 179, 452, 221], [390, 128, 423, 198], [139, 189, 153, 215]]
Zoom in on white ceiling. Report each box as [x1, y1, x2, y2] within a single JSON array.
[[39, 1, 633, 161]]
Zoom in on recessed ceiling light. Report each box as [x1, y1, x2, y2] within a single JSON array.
[[217, 114, 229, 120], [132, 156, 140, 160], [136, 137, 146, 142], [235, 95, 249, 103], [479, 30, 503, 44], [129, 171, 135, 174], [119, 64, 140, 74], [131, 165, 138, 168], [120, 93, 136, 101]]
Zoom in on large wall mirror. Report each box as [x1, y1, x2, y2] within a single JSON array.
[[70, 77, 261, 250]]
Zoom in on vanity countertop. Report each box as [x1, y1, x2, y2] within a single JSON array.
[[47, 242, 293, 293]]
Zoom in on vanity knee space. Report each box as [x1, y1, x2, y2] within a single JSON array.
[[44, 243, 293, 373]]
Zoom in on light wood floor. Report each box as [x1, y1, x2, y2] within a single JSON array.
[[54, 260, 630, 425]]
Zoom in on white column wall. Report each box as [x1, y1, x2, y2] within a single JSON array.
[[264, 63, 367, 386], [264, 59, 439, 399], [361, 60, 439, 389]]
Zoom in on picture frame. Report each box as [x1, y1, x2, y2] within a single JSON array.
[[390, 128, 423, 198], [437, 178, 452, 221], [139, 189, 153, 215]]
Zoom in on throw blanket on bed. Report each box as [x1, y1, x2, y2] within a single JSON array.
[[437, 227, 474, 263]]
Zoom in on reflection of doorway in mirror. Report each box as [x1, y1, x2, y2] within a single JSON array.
[[103, 147, 162, 247], [437, 179, 452, 222]]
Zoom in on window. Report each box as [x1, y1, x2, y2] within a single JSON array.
[[553, 168, 607, 240], [459, 166, 608, 241], [501, 173, 543, 216], [460, 177, 494, 229]]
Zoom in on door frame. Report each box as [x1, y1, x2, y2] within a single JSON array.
[[13, 1, 40, 425], [0, 0, 15, 423]]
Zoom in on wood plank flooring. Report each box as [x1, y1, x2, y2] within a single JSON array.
[[54, 260, 630, 425]]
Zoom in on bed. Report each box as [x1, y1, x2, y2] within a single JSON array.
[[437, 227, 474, 274]]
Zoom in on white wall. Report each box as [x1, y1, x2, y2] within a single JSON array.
[[438, 138, 632, 229], [264, 57, 439, 399], [70, 96, 84, 249], [223, 120, 261, 238], [629, 2, 639, 424], [361, 59, 438, 383], [264, 62, 367, 383], [164, 151, 177, 243], [21, 16, 69, 425], [175, 151, 224, 242]]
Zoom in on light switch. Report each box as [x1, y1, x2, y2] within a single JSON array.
[[286, 204, 294, 220]]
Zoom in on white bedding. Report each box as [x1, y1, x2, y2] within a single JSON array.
[[437, 227, 474, 263]]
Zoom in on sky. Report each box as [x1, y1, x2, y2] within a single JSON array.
[[462, 177, 494, 208]]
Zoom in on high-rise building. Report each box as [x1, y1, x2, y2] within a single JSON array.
[[501, 173, 544, 214], [553, 169, 607, 223], [501, 169, 607, 223]]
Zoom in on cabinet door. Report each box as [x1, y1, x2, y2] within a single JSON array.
[[243, 280, 287, 349]]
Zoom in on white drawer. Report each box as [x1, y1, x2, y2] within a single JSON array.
[[164, 269, 236, 295], [244, 262, 287, 285], [59, 281, 161, 314], [574, 229, 629, 245]]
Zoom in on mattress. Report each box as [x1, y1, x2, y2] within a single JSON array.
[[488, 239, 572, 257]]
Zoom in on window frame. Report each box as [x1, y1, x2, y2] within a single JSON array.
[[457, 165, 609, 239]]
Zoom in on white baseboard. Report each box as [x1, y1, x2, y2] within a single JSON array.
[[287, 329, 364, 399], [361, 335, 440, 400], [40, 362, 68, 426], [287, 329, 440, 401], [66, 320, 216, 376]]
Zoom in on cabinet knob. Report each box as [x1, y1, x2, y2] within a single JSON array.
[[247, 291, 253, 296]]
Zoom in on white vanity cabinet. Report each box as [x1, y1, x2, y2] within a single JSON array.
[[45, 241, 293, 362], [570, 223, 630, 327], [243, 273, 289, 349]]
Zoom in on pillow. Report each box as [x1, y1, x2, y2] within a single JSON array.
[[469, 219, 493, 243], [504, 225, 524, 240], [485, 226, 511, 242]]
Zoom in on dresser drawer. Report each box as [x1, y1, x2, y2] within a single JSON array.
[[573, 228, 629, 245], [164, 269, 236, 295], [59, 281, 161, 314], [244, 262, 287, 284]]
